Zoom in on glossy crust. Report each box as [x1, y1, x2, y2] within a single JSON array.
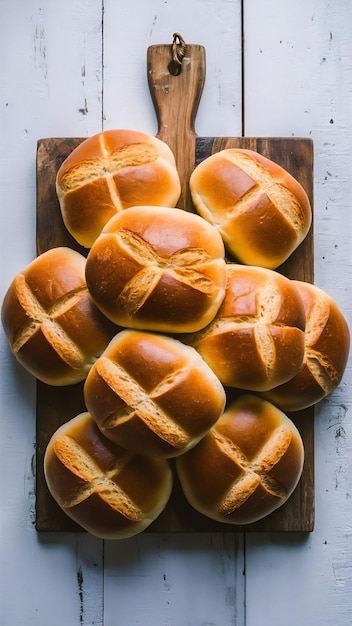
[[56, 129, 181, 248], [176, 394, 304, 525], [261, 280, 350, 410], [1, 247, 117, 385], [84, 329, 226, 458], [188, 264, 306, 392], [85, 205, 227, 333], [190, 148, 312, 269], [44, 413, 173, 538]]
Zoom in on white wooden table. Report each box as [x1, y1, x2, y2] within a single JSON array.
[[1, 1, 351, 624]]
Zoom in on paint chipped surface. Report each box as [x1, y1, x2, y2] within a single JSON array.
[[1, 1, 352, 625], [77, 566, 84, 624]]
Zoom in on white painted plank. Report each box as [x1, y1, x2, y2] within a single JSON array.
[[102, 0, 243, 137], [104, 533, 244, 626], [2, 1, 351, 625], [102, 2, 245, 625], [0, 2, 104, 624], [243, 2, 352, 625]]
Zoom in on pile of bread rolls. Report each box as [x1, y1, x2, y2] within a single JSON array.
[[2, 129, 350, 538]]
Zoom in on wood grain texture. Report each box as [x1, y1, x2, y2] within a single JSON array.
[[103, 532, 245, 626], [243, 2, 352, 625], [2, 1, 351, 625], [147, 43, 206, 212], [0, 3, 105, 625], [35, 134, 314, 533], [36, 138, 88, 256]]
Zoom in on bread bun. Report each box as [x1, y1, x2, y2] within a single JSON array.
[[84, 329, 226, 458], [189, 148, 312, 269], [44, 412, 173, 538], [176, 394, 304, 525], [56, 129, 181, 247], [85, 205, 227, 333], [261, 280, 350, 410], [1, 247, 117, 385], [188, 264, 306, 391]]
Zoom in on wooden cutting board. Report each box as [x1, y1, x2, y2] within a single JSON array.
[[36, 41, 314, 533]]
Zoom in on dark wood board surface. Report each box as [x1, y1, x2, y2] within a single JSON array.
[[36, 134, 314, 533]]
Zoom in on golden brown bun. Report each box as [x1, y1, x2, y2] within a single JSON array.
[[84, 329, 226, 458], [187, 264, 306, 391], [1, 247, 118, 385], [261, 280, 350, 410], [56, 129, 181, 248], [85, 205, 227, 333], [176, 394, 304, 525], [44, 412, 173, 538], [190, 148, 312, 269]]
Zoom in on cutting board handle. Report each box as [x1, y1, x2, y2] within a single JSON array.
[[147, 41, 206, 212]]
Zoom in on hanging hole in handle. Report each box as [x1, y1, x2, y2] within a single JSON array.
[[168, 60, 182, 76], [168, 32, 186, 76]]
